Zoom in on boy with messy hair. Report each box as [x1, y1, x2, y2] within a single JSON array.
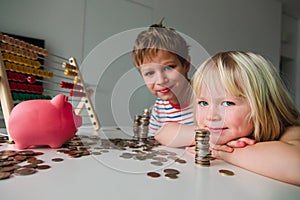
[[132, 19, 196, 145]]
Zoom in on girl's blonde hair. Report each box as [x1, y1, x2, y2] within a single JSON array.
[[132, 19, 189, 68], [191, 51, 300, 142]]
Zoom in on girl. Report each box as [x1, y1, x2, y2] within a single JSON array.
[[191, 51, 300, 186]]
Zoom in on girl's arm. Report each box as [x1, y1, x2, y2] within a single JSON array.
[[212, 126, 300, 186]]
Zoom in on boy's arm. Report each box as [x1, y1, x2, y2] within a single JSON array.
[[154, 122, 196, 147], [213, 127, 300, 186]]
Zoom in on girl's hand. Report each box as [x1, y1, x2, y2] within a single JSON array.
[[210, 137, 256, 159], [226, 137, 256, 148]]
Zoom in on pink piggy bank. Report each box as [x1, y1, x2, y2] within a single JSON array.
[[8, 94, 82, 149]]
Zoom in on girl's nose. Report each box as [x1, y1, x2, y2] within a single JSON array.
[[206, 107, 222, 121]]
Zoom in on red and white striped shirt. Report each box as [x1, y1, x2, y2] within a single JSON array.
[[149, 98, 194, 134]]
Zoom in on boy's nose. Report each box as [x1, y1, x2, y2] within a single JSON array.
[[156, 72, 168, 84]]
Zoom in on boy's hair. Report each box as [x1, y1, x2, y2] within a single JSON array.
[[192, 51, 300, 142], [132, 18, 190, 68]]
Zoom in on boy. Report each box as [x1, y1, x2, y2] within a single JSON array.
[[132, 19, 196, 146]]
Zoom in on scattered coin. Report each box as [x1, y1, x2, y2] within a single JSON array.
[[150, 161, 163, 166], [27, 159, 44, 165], [0, 172, 11, 180], [51, 158, 64, 162], [23, 164, 38, 169], [175, 158, 187, 164], [91, 152, 102, 155], [165, 173, 178, 179], [163, 168, 180, 175], [219, 169, 235, 176], [14, 168, 37, 176], [147, 172, 161, 178], [0, 165, 20, 172], [36, 165, 51, 170]]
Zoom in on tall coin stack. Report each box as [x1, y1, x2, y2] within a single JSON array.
[[133, 109, 150, 140], [195, 129, 210, 167]]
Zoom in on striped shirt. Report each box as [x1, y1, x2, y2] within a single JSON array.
[[149, 98, 194, 134]]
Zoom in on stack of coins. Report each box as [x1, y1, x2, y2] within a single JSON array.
[[133, 115, 141, 139], [195, 129, 210, 166], [133, 109, 150, 140]]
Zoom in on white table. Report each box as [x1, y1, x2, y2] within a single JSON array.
[[0, 127, 299, 200]]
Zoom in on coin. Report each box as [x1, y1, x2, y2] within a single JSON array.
[[14, 168, 37, 176], [163, 168, 180, 175], [150, 161, 163, 166], [51, 158, 64, 162], [175, 158, 187, 164], [28, 159, 44, 165], [147, 172, 160, 178], [36, 165, 51, 170], [165, 173, 178, 179], [0, 165, 20, 172], [0, 172, 11, 180], [219, 169, 235, 176]]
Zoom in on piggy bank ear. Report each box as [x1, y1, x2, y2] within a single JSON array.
[[51, 94, 69, 109]]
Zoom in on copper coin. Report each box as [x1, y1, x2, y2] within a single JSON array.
[[17, 150, 35, 156], [36, 165, 51, 170], [27, 157, 37, 162], [147, 172, 161, 178], [165, 173, 178, 179], [23, 164, 38, 168], [28, 159, 44, 165], [51, 158, 64, 162], [219, 169, 235, 176], [14, 155, 27, 162], [0, 165, 20, 172], [175, 159, 187, 164], [34, 152, 44, 156], [163, 168, 180, 175], [14, 168, 37, 176], [0, 172, 11, 180]]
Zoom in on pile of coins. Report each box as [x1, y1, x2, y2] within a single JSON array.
[[133, 108, 150, 140], [195, 129, 210, 167], [0, 132, 187, 181], [0, 149, 48, 180]]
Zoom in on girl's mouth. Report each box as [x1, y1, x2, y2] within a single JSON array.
[[207, 127, 228, 133]]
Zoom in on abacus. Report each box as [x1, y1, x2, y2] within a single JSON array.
[[0, 32, 100, 140]]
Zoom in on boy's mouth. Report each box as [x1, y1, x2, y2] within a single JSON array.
[[158, 87, 172, 94]]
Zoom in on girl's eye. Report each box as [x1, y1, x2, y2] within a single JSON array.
[[163, 65, 174, 71], [222, 101, 235, 106], [198, 101, 208, 106]]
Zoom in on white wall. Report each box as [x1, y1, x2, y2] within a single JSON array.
[[0, 0, 286, 127], [280, 14, 300, 110], [297, 20, 300, 111]]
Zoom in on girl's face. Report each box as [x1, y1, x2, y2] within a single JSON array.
[[140, 50, 190, 105], [196, 81, 254, 145]]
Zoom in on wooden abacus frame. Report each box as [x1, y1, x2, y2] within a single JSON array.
[[0, 33, 100, 140]]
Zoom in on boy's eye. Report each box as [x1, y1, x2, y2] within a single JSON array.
[[198, 101, 208, 106], [144, 71, 154, 77], [163, 65, 174, 71], [222, 101, 235, 106]]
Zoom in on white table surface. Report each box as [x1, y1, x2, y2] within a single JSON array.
[[0, 127, 299, 200]]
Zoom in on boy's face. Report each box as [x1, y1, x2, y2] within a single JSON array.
[[139, 50, 190, 105], [195, 80, 253, 145]]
